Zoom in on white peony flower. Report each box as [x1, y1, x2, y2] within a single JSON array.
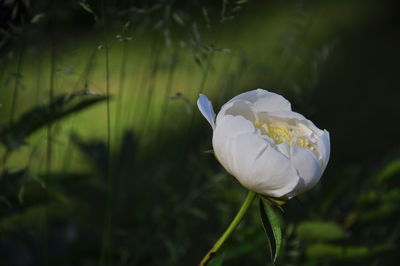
[[197, 89, 330, 199]]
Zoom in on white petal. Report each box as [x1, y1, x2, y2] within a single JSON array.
[[228, 132, 269, 182], [276, 142, 290, 158], [214, 119, 300, 198], [259, 110, 307, 121], [212, 115, 255, 175], [247, 141, 300, 197], [289, 145, 323, 196], [216, 99, 258, 125], [197, 94, 216, 130], [225, 89, 292, 113], [317, 130, 330, 171], [258, 111, 324, 137]]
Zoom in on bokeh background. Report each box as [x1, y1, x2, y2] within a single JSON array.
[[0, 0, 399, 265]]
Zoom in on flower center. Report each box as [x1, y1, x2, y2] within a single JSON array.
[[253, 121, 316, 151]]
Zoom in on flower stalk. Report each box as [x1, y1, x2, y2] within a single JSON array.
[[199, 190, 256, 266]]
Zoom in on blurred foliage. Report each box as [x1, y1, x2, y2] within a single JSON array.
[[0, 91, 108, 150], [0, 0, 399, 265]]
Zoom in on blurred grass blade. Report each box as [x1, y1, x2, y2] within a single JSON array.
[[79, 1, 99, 21], [259, 198, 282, 265], [374, 158, 400, 184], [0, 91, 109, 149]]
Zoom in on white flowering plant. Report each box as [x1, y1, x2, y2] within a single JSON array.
[[197, 89, 330, 265]]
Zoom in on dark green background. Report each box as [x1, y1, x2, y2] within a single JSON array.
[[0, 0, 399, 265]]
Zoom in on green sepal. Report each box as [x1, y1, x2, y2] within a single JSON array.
[[260, 195, 287, 207]]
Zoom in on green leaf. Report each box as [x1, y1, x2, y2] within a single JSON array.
[[259, 198, 282, 264], [0, 91, 109, 150], [357, 201, 399, 222], [296, 221, 346, 242], [374, 158, 400, 184], [208, 253, 225, 266], [306, 243, 369, 260]]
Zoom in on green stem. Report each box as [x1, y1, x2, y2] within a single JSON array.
[[199, 190, 256, 266]]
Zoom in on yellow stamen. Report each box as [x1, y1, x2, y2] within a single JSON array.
[[253, 121, 316, 150], [267, 124, 292, 144]]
